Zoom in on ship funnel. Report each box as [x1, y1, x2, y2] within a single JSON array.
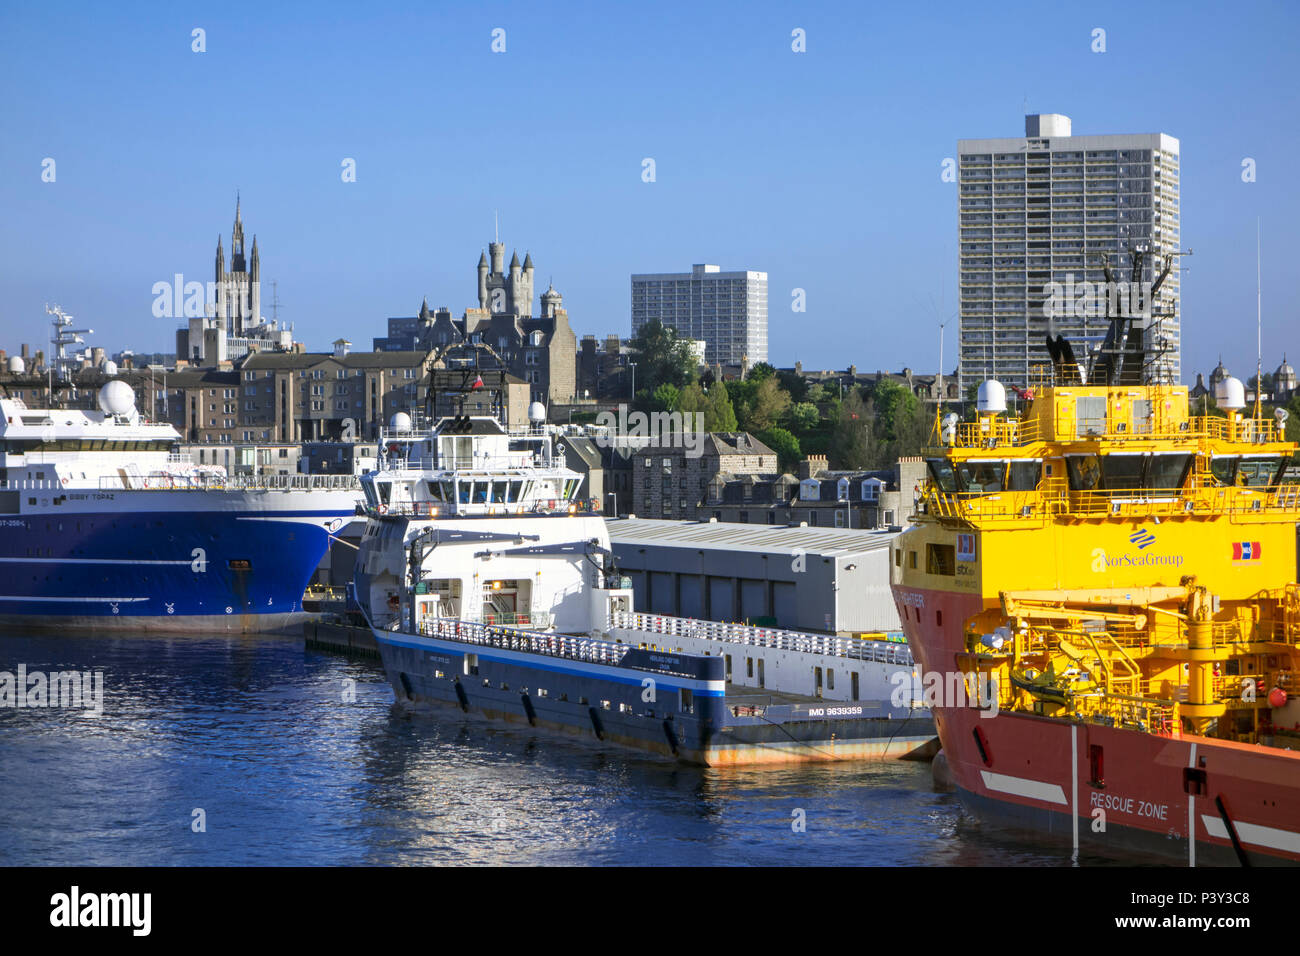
[[1215, 376, 1246, 412], [976, 380, 1007, 414]]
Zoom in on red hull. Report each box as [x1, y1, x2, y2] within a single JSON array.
[[895, 585, 1300, 865]]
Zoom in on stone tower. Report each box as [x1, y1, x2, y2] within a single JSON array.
[[213, 195, 261, 337], [477, 239, 535, 316]]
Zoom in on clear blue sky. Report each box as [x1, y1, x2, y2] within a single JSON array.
[[2, 0, 1297, 381]]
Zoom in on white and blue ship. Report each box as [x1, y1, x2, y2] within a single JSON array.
[[0, 382, 361, 632], [354, 407, 936, 765]]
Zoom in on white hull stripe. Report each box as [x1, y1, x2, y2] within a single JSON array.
[[1201, 814, 1300, 855], [0, 557, 191, 565], [235, 516, 347, 525], [0, 596, 148, 603], [980, 770, 1068, 806]]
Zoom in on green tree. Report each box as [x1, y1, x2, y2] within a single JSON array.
[[748, 361, 777, 382], [787, 401, 819, 433], [749, 377, 791, 432], [757, 427, 801, 472], [626, 319, 698, 395], [890, 395, 931, 460], [777, 369, 809, 403], [651, 382, 680, 412], [725, 378, 757, 429], [1287, 393, 1300, 444], [829, 389, 876, 470], [704, 383, 738, 431], [677, 382, 707, 417]]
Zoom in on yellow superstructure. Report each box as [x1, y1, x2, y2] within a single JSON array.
[[896, 382, 1300, 743]]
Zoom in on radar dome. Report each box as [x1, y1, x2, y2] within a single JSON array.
[[98, 380, 136, 417], [102, 360, 118, 376], [976, 380, 1007, 414], [389, 412, 412, 432], [1215, 375, 1246, 411], [7, 357, 24, 374], [528, 402, 547, 423]]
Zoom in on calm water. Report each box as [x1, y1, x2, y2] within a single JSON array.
[[0, 630, 1083, 866]]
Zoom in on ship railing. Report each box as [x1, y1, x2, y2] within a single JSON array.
[[610, 611, 914, 666], [367, 499, 592, 518], [948, 414, 1283, 449], [925, 484, 1300, 521], [386, 455, 544, 472], [419, 617, 634, 668], [416, 616, 699, 678], [95, 472, 363, 492]]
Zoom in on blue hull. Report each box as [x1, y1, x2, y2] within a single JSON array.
[[0, 508, 349, 631]]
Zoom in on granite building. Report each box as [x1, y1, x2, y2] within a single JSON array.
[[374, 239, 577, 409]]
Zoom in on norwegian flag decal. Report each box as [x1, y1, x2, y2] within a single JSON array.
[[1233, 541, 1262, 561]]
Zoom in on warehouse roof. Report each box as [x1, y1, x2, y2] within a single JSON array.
[[606, 517, 899, 558]]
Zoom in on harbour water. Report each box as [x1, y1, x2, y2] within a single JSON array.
[[0, 630, 1097, 866]]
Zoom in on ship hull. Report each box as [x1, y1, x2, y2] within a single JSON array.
[[0, 500, 357, 633], [376, 625, 936, 766], [896, 583, 1300, 865]]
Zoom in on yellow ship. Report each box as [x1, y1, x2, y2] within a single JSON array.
[[892, 306, 1300, 864]]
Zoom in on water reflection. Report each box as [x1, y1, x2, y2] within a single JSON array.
[[0, 631, 1076, 866]]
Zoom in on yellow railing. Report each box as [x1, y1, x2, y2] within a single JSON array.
[[925, 484, 1300, 522], [949, 413, 1284, 449]]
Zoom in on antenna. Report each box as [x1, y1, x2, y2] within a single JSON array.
[[270, 279, 281, 323], [1256, 218, 1262, 420], [494, 210, 499, 244]]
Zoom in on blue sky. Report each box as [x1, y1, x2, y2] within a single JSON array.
[[2, 0, 1297, 380]]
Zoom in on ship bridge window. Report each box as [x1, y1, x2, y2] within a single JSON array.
[[1147, 452, 1192, 490], [491, 480, 508, 503], [362, 481, 378, 509], [1209, 456, 1238, 486], [957, 459, 1005, 494], [1007, 459, 1042, 491], [1099, 453, 1146, 491], [457, 481, 470, 504], [1065, 454, 1102, 491], [926, 458, 959, 494], [1236, 456, 1285, 487], [508, 479, 523, 502], [376, 482, 391, 505]]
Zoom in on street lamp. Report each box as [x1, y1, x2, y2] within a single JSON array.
[[606, 492, 618, 516], [629, 362, 637, 401]]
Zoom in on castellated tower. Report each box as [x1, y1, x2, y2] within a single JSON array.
[[476, 240, 535, 316]]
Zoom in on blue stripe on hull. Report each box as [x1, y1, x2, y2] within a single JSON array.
[[0, 509, 345, 620]]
